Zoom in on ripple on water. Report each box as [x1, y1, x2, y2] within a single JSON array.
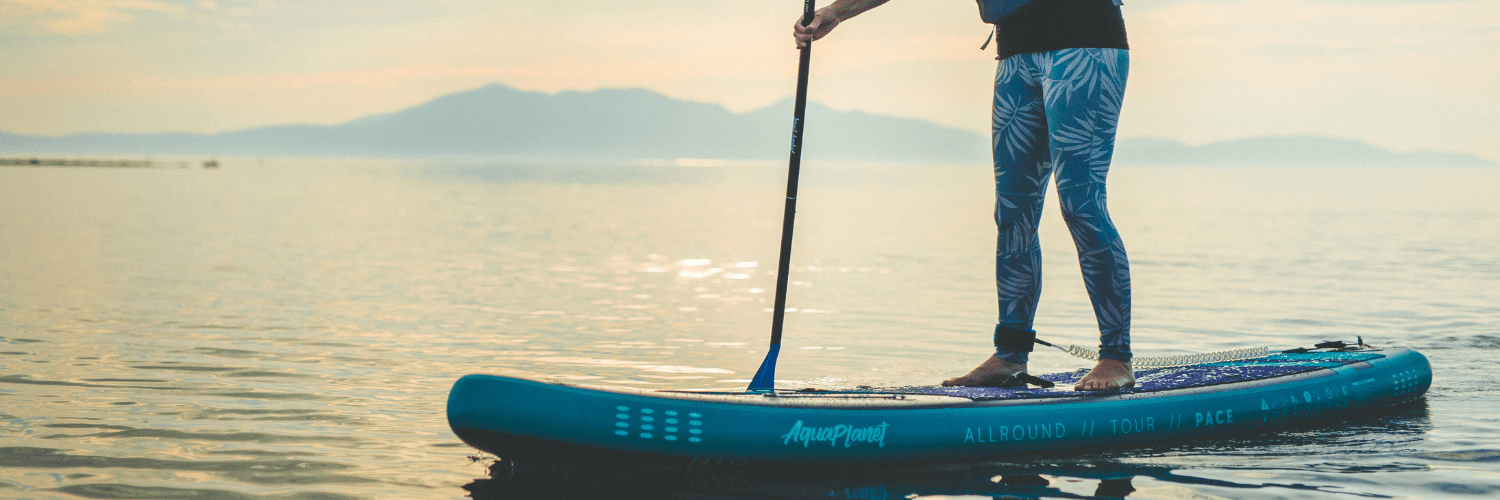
[[1407, 450, 1500, 463], [52, 483, 362, 500], [201, 391, 334, 402], [36, 426, 359, 444], [0, 375, 193, 391], [0, 447, 363, 485], [184, 409, 358, 423]]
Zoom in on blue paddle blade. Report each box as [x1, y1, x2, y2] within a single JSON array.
[[747, 344, 781, 391]]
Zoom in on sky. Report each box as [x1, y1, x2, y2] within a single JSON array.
[[1, 0, 1498, 161]]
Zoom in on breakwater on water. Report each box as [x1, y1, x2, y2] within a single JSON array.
[[0, 157, 218, 168]]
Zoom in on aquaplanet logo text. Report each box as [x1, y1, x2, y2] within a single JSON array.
[[779, 420, 889, 448]]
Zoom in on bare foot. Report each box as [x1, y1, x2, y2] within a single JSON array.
[[1074, 359, 1135, 391], [942, 355, 1026, 387]]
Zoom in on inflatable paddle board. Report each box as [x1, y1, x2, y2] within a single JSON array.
[[447, 345, 1429, 464]]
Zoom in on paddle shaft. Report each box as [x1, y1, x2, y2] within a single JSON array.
[[749, 0, 815, 392]]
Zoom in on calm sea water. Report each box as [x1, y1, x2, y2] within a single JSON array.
[[1, 159, 1497, 499]]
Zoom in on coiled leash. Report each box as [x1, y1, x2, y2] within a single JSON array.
[[1033, 338, 1271, 369], [996, 324, 1271, 370], [992, 341, 1273, 389], [1030, 336, 1371, 368]]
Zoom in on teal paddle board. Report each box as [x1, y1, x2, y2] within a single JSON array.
[[447, 345, 1430, 464]]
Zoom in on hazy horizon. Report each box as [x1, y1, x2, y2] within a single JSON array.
[[3, 82, 1492, 167]]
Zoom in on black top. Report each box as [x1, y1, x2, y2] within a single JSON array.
[[994, 0, 1129, 60]]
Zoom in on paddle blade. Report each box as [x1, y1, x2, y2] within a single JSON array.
[[747, 344, 781, 391]]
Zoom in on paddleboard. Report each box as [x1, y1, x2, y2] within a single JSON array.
[[447, 345, 1430, 464]]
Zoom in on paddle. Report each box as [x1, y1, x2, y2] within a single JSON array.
[[748, 0, 817, 392]]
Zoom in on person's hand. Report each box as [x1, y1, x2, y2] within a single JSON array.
[[792, 8, 839, 48]]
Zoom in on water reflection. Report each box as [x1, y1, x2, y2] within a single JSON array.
[[464, 459, 1340, 500], [464, 401, 1431, 499]]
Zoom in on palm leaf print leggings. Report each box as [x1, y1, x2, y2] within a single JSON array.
[[990, 48, 1131, 364]]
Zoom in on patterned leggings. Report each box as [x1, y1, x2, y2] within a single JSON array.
[[991, 48, 1132, 364]]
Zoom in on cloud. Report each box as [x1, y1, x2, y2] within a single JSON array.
[[0, 0, 183, 35]]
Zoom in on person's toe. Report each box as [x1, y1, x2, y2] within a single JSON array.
[[942, 374, 975, 387]]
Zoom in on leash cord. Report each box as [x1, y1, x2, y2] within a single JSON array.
[[1033, 339, 1270, 368]]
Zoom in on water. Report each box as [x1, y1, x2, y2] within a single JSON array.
[[1, 159, 1497, 499]]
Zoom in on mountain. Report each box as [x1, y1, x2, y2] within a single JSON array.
[[1112, 135, 1495, 168], [0, 84, 987, 163], [1, 83, 1493, 167]]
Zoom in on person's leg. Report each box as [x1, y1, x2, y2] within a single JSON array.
[[945, 53, 1053, 387], [1038, 48, 1134, 390]]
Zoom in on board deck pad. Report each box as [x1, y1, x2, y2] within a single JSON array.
[[849, 351, 1388, 401]]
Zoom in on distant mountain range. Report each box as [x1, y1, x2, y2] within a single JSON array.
[[1114, 136, 1494, 168], [1, 83, 1493, 167]]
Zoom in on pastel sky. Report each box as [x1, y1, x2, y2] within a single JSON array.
[[2, 0, 1497, 161]]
